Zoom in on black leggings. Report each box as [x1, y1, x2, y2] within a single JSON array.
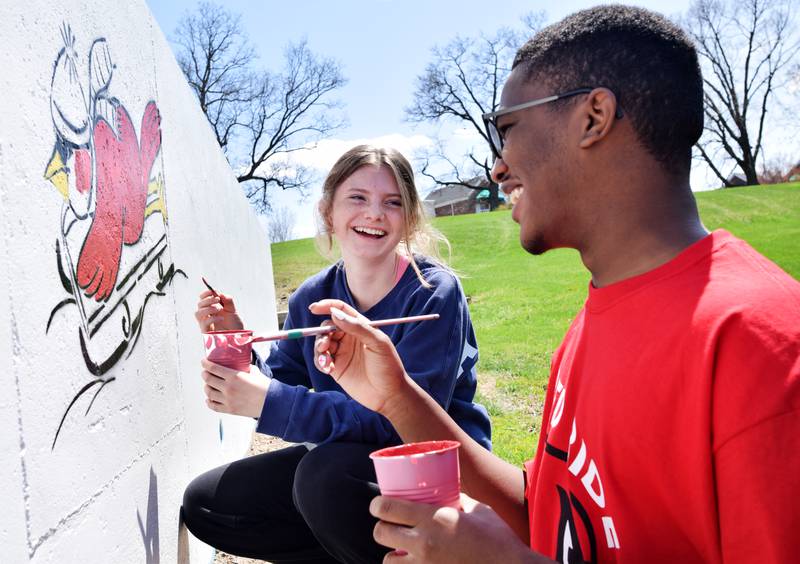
[[181, 442, 390, 563]]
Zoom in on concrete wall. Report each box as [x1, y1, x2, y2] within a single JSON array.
[[0, 1, 277, 562]]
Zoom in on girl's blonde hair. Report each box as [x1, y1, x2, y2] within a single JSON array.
[[316, 144, 450, 287]]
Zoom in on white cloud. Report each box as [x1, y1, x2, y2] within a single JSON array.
[[287, 134, 434, 171]]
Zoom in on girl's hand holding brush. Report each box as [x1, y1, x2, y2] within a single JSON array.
[[196, 277, 244, 333]]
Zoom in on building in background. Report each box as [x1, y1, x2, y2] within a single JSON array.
[[423, 176, 506, 217]]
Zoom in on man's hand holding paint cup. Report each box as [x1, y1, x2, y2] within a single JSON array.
[[310, 299, 481, 558], [368, 445, 535, 564], [369, 440, 462, 558], [369, 492, 535, 563]]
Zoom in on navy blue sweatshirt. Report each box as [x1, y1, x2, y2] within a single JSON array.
[[254, 256, 491, 450]]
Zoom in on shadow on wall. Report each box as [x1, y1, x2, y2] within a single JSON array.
[[137, 467, 160, 564]]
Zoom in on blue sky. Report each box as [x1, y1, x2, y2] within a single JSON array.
[[146, 0, 725, 238]]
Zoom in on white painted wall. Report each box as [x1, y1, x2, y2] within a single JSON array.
[[0, 1, 277, 562]]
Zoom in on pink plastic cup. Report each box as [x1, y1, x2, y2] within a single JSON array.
[[202, 330, 253, 371], [370, 440, 461, 509]]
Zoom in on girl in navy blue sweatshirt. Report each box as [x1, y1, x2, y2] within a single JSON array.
[[182, 145, 491, 563]]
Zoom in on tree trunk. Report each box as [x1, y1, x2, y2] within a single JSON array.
[[742, 157, 760, 186], [487, 182, 502, 210]]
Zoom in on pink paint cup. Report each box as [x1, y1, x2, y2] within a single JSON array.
[[370, 440, 461, 509], [202, 330, 253, 371]]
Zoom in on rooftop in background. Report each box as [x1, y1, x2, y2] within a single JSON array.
[[423, 177, 506, 217]]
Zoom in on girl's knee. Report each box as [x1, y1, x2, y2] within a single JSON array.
[[293, 443, 377, 518]]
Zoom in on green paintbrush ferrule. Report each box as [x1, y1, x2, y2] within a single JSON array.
[[286, 330, 304, 339]]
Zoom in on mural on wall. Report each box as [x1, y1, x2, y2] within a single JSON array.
[[44, 24, 185, 448]]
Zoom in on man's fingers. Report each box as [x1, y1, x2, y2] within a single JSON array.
[[458, 492, 479, 512], [373, 521, 418, 553], [310, 300, 390, 349], [317, 352, 335, 375], [309, 298, 360, 318], [315, 333, 339, 356], [328, 307, 390, 348], [317, 319, 337, 341], [370, 496, 433, 527]]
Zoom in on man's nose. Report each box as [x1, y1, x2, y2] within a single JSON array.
[[491, 156, 510, 186]]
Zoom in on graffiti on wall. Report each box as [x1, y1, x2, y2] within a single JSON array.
[[44, 25, 185, 448]]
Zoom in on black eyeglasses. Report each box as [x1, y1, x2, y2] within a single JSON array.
[[481, 88, 623, 159]]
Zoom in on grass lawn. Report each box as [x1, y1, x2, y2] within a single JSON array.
[[270, 182, 800, 466]]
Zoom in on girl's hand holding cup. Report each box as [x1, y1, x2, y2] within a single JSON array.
[[201, 358, 268, 418]]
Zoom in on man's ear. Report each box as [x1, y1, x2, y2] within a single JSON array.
[[578, 88, 621, 149]]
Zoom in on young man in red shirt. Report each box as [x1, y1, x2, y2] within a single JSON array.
[[310, 5, 800, 563]]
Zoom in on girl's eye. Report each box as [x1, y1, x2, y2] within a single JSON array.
[[386, 200, 402, 207], [349, 194, 366, 202]]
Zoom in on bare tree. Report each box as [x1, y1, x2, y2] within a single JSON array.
[[787, 62, 800, 134], [173, 3, 347, 211], [238, 41, 347, 212], [684, 0, 800, 187], [759, 153, 799, 183], [406, 15, 544, 209], [267, 206, 295, 243], [174, 2, 256, 151]]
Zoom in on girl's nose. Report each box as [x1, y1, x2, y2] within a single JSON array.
[[364, 200, 384, 220]]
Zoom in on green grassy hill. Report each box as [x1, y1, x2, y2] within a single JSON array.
[[270, 182, 800, 465]]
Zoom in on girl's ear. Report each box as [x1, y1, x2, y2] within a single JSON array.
[[318, 201, 331, 233]]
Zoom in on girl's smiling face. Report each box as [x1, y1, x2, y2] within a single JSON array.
[[329, 165, 405, 262]]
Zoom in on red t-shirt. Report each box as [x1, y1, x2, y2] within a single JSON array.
[[524, 230, 800, 563]]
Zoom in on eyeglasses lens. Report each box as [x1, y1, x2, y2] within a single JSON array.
[[488, 121, 502, 158]]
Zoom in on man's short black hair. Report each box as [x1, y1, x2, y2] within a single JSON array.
[[513, 5, 703, 175]]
